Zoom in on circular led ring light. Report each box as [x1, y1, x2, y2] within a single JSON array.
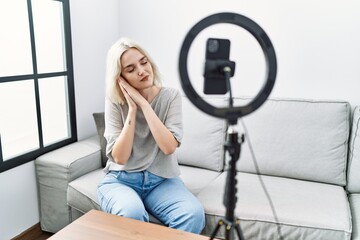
[[179, 12, 277, 123]]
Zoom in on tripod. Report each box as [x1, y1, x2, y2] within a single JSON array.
[[210, 125, 245, 240], [179, 14, 277, 239]]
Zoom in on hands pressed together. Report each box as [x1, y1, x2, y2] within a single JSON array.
[[118, 76, 146, 111]]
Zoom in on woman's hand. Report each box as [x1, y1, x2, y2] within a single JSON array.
[[118, 77, 147, 108], [118, 77, 138, 112]]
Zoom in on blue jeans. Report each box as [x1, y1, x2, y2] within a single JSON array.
[[97, 170, 205, 234]]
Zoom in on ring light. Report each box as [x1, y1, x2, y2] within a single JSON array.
[[179, 12, 277, 124]]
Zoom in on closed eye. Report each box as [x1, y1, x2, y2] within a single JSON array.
[[125, 66, 134, 73], [140, 57, 148, 65]]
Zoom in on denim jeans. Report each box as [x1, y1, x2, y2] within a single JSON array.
[[97, 170, 205, 234]]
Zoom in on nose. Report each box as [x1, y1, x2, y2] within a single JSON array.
[[138, 67, 144, 76]]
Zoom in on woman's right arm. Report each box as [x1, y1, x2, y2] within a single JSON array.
[[110, 82, 138, 165], [111, 107, 136, 165], [106, 81, 137, 165]]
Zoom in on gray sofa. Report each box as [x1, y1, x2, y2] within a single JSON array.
[[35, 96, 360, 240]]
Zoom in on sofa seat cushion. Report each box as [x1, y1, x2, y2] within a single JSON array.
[[68, 168, 105, 213], [197, 172, 351, 240], [179, 165, 222, 195], [67, 165, 221, 214]]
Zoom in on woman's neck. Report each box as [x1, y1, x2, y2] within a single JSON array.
[[139, 85, 161, 103]]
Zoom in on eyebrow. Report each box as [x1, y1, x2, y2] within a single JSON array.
[[123, 56, 147, 69]]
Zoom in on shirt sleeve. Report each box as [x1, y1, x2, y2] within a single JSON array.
[[103, 98, 125, 162], [164, 89, 183, 147]]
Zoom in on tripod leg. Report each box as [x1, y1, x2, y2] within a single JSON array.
[[210, 220, 223, 240], [225, 224, 231, 240], [235, 223, 245, 240]]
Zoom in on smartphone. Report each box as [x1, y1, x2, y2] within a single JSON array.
[[203, 38, 231, 94]]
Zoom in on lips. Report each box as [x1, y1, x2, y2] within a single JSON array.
[[141, 75, 149, 81]]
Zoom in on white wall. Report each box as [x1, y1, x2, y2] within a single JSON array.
[[1, 1, 360, 239], [71, 0, 121, 140], [0, 1, 119, 239], [0, 161, 39, 240], [118, 0, 360, 106]]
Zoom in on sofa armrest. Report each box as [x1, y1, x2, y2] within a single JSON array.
[[35, 135, 102, 232]]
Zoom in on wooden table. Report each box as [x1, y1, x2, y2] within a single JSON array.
[[49, 209, 215, 240]]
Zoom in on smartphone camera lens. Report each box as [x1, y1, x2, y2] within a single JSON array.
[[207, 39, 219, 53]]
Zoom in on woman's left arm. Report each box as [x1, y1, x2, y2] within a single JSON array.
[[141, 103, 178, 155]]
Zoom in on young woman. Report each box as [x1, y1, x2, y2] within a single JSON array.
[[97, 38, 205, 234]]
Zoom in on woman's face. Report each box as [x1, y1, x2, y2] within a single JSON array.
[[120, 48, 154, 90]]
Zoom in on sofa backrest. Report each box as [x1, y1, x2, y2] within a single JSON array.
[[233, 98, 350, 186], [176, 96, 227, 172], [347, 106, 360, 192]]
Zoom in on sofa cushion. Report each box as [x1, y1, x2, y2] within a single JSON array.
[[179, 165, 222, 195], [176, 96, 227, 171], [92, 112, 107, 167], [67, 165, 221, 214], [347, 106, 360, 192], [67, 168, 104, 213], [233, 98, 350, 186], [197, 172, 352, 240]]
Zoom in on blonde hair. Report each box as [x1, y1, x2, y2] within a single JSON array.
[[105, 37, 162, 104]]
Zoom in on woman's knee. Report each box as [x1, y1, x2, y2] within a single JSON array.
[[186, 203, 206, 233], [169, 201, 205, 234], [97, 184, 149, 222], [112, 202, 149, 222]]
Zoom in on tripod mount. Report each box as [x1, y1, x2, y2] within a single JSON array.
[[210, 126, 245, 240]]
